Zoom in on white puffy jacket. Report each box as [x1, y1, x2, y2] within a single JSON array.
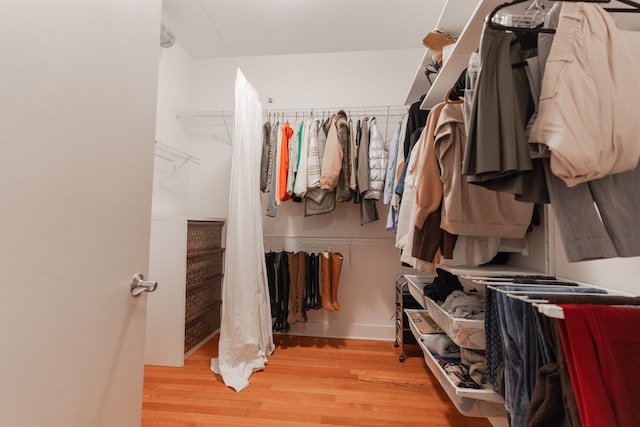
[[366, 118, 388, 200]]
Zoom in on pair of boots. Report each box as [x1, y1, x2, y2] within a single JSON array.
[[320, 251, 343, 311], [287, 252, 307, 325]]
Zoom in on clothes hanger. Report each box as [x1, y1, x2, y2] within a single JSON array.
[[551, 0, 640, 13], [488, 0, 640, 33], [487, 0, 556, 34]]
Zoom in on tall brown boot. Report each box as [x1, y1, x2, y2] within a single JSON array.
[[320, 251, 334, 311], [297, 252, 308, 323], [287, 252, 299, 325], [330, 252, 344, 311]]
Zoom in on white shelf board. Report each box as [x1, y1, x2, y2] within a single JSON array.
[[405, 0, 482, 105], [420, 0, 504, 109]]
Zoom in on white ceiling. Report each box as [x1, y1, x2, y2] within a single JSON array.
[[161, 0, 446, 58]]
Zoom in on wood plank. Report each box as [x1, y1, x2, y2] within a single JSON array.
[[142, 334, 494, 427]]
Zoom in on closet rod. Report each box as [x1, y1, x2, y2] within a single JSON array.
[[176, 105, 409, 119], [263, 235, 396, 246]]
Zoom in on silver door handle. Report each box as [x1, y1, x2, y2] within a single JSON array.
[[130, 273, 158, 297]]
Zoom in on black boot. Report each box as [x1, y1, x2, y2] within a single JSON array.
[[265, 252, 279, 320], [281, 253, 291, 333], [313, 253, 323, 310], [303, 253, 314, 310], [272, 252, 286, 332]]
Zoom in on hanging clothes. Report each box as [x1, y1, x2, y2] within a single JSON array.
[[411, 102, 446, 264], [334, 110, 353, 202], [265, 121, 279, 217], [293, 120, 311, 197], [320, 114, 341, 191], [384, 121, 402, 231], [306, 119, 321, 191], [211, 69, 274, 392], [357, 117, 378, 225], [395, 128, 430, 270], [384, 120, 402, 206], [529, 2, 640, 186], [286, 121, 299, 199], [524, 2, 640, 261], [391, 113, 409, 212], [305, 118, 335, 216], [463, 25, 548, 203]]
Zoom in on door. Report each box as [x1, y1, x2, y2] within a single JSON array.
[[0, 1, 161, 426]]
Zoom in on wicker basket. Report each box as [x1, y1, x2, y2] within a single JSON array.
[[185, 275, 222, 321], [187, 221, 223, 254], [186, 248, 224, 284], [184, 305, 221, 353]]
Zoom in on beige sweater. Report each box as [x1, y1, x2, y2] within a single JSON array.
[[320, 115, 342, 191], [435, 102, 533, 238]]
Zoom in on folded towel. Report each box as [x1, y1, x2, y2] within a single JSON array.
[[440, 290, 485, 319]]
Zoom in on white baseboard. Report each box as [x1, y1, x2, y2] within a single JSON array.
[[284, 321, 395, 341]]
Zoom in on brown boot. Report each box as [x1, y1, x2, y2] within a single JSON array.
[[287, 252, 299, 325], [320, 251, 334, 311], [295, 252, 307, 322], [330, 252, 344, 311]]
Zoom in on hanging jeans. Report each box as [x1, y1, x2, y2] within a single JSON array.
[[490, 285, 608, 427]]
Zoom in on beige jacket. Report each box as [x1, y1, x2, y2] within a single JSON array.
[[529, 3, 640, 186], [435, 102, 533, 239], [320, 115, 342, 190]]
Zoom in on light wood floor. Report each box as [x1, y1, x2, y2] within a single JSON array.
[[142, 334, 493, 427]]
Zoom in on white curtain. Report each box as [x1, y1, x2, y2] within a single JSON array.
[[210, 69, 274, 392]]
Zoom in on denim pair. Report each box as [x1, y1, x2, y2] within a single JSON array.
[[491, 285, 607, 427]]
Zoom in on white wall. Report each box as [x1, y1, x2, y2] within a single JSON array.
[[167, 48, 424, 340], [153, 42, 194, 217]]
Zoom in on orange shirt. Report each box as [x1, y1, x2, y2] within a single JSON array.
[[278, 122, 293, 202]]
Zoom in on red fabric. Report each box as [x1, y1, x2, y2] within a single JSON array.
[[558, 304, 640, 427]]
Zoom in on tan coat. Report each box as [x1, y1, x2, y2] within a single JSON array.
[[435, 102, 533, 238], [320, 115, 342, 191]]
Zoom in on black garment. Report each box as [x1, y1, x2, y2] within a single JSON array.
[[354, 119, 362, 204], [272, 252, 290, 333], [403, 95, 429, 163], [448, 69, 467, 101], [423, 268, 463, 303]]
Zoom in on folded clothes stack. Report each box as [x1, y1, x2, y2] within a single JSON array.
[[440, 290, 485, 320], [422, 333, 461, 358]]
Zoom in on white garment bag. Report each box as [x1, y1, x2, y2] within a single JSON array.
[[210, 69, 274, 392]]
